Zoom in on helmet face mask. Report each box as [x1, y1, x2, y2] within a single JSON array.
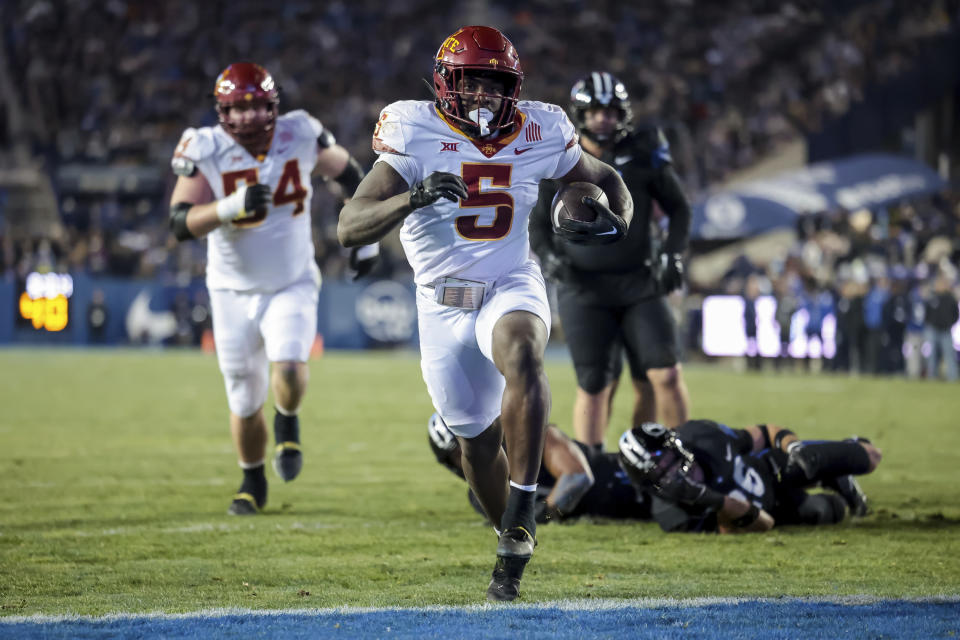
[[618, 422, 695, 490], [214, 62, 280, 150], [433, 26, 523, 138], [569, 71, 632, 143]]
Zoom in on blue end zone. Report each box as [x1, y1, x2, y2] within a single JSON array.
[[3, 599, 959, 639]]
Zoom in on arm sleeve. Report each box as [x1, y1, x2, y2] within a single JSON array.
[[651, 496, 716, 533], [649, 166, 691, 254], [528, 180, 562, 264], [547, 109, 582, 179], [731, 428, 755, 454]]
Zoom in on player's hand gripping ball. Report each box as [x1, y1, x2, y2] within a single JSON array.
[[551, 182, 626, 245]]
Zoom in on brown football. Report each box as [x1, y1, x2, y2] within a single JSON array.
[[552, 182, 608, 225]]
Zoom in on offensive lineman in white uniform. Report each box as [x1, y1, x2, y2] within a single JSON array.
[[168, 62, 371, 515], [339, 27, 634, 601]]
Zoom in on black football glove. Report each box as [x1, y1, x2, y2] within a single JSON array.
[[244, 183, 273, 213], [657, 469, 725, 510], [348, 243, 380, 281], [555, 196, 628, 245], [656, 252, 685, 294], [409, 172, 469, 210]]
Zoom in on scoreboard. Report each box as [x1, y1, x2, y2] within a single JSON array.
[[18, 272, 73, 332]]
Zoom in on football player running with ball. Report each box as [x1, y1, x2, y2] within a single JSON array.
[[339, 27, 633, 601], [168, 62, 370, 515]]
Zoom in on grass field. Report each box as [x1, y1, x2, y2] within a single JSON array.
[[1, 348, 959, 619]]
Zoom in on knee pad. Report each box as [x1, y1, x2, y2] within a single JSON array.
[[223, 368, 269, 418], [797, 493, 847, 525], [575, 363, 614, 394]]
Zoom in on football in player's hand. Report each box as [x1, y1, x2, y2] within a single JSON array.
[[551, 182, 607, 225]]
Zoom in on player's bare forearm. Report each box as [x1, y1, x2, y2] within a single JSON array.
[[716, 495, 774, 534], [169, 174, 220, 239], [560, 152, 633, 225], [337, 162, 412, 248], [541, 426, 594, 515], [338, 193, 412, 247], [183, 202, 223, 238]]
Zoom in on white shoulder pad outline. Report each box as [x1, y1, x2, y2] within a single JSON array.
[[518, 101, 579, 149], [280, 109, 325, 141], [172, 127, 217, 164], [372, 100, 422, 156]]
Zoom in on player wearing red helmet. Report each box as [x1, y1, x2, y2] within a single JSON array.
[[339, 26, 634, 602], [168, 62, 373, 516], [212, 62, 280, 155]]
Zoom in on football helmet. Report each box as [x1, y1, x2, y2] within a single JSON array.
[[569, 71, 632, 143], [428, 413, 464, 479], [213, 62, 280, 150], [617, 422, 695, 490], [433, 26, 523, 138]]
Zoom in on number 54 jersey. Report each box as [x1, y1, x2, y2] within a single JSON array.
[[171, 110, 323, 293], [372, 100, 582, 286]]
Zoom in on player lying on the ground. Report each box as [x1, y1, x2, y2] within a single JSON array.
[[429, 413, 651, 523], [618, 420, 882, 533]]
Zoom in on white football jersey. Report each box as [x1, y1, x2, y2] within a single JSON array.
[[372, 100, 581, 285], [172, 110, 324, 292]]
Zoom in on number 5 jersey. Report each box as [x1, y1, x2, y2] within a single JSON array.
[[372, 100, 581, 285]]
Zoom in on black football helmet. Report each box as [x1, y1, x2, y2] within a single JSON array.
[[569, 71, 632, 143], [617, 422, 695, 490], [428, 413, 464, 479]]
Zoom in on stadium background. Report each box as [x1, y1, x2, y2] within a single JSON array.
[[2, 0, 959, 375], [2, 1, 960, 637]]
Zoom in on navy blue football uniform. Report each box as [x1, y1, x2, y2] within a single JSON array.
[[652, 420, 786, 532]]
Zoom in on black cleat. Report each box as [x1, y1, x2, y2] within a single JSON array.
[[824, 475, 869, 517], [228, 492, 262, 516], [486, 527, 535, 602], [273, 442, 303, 482], [227, 470, 267, 516]]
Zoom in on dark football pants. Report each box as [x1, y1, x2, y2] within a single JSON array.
[[557, 290, 680, 394]]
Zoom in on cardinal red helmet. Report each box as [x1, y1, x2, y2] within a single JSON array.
[[213, 62, 280, 150], [433, 26, 523, 137]]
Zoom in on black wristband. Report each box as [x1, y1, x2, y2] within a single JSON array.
[[731, 503, 761, 528], [773, 429, 796, 451]]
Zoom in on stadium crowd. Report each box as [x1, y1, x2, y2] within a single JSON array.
[[1, 0, 958, 371], [4, 1, 955, 180], [712, 189, 960, 379]]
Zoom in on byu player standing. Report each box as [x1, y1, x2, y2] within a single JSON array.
[[168, 62, 370, 515], [339, 26, 633, 601]]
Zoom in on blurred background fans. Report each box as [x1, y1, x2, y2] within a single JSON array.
[[1, 0, 958, 379]]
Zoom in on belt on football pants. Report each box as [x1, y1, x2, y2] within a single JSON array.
[[424, 276, 486, 310]]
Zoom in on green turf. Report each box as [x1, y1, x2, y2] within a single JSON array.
[[1, 349, 958, 616]]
